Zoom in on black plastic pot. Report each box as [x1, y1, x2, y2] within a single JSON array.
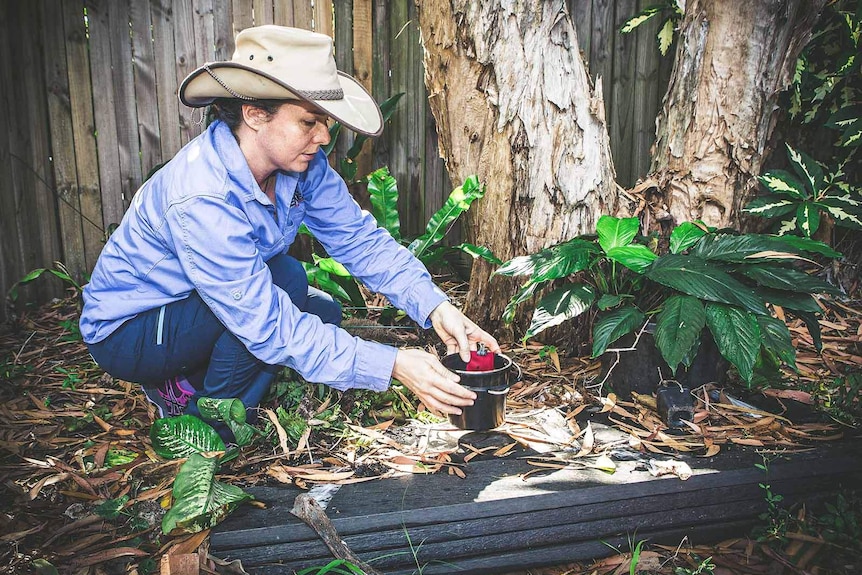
[[441, 353, 521, 431]]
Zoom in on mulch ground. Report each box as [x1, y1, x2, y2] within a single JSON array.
[[1, 284, 860, 575]]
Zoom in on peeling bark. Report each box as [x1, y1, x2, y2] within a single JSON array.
[[649, 0, 825, 229], [417, 0, 619, 334]]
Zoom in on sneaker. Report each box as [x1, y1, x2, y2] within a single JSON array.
[[142, 376, 195, 418]]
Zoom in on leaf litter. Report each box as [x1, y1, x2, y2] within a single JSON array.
[[0, 288, 860, 575]]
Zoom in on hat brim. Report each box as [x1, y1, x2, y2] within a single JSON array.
[[179, 63, 383, 136]]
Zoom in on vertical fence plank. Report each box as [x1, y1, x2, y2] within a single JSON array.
[[333, 1, 355, 163], [292, 0, 313, 29], [274, 0, 293, 26], [351, 0, 373, 205], [190, 0, 215, 142], [254, 0, 275, 25], [131, 1, 163, 179], [610, 0, 637, 187], [0, 2, 24, 312], [370, 0, 391, 174], [63, 0, 104, 268], [232, 0, 253, 35], [570, 0, 593, 69], [173, 0, 198, 145], [42, 0, 87, 281], [109, 0, 144, 209], [632, 0, 663, 185], [86, 0, 123, 229], [213, 0, 235, 59], [152, 0, 182, 161], [314, 0, 333, 34], [7, 1, 62, 303]]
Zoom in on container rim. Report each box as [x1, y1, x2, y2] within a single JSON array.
[[441, 352, 515, 376]]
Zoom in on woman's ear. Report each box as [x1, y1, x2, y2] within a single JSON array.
[[241, 104, 269, 132]]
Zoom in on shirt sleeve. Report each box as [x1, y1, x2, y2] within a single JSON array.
[[299, 152, 449, 328], [165, 193, 396, 392]]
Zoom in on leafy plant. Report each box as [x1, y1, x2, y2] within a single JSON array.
[[497, 215, 841, 385], [620, 0, 684, 56], [8, 261, 84, 302], [743, 144, 862, 236]]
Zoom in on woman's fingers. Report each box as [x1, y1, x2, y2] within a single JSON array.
[[392, 348, 475, 415]]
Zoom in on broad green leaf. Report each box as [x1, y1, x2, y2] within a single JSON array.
[[596, 215, 639, 253], [339, 158, 358, 183], [825, 105, 860, 132], [737, 265, 839, 296], [503, 280, 540, 324], [526, 284, 596, 339], [742, 195, 798, 218], [606, 245, 657, 273], [690, 233, 809, 262], [596, 293, 624, 310], [161, 453, 253, 535], [591, 306, 645, 358], [312, 255, 352, 278], [408, 176, 484, 259], [367, 167, 401, 241], [795, 310, 823, 351], [657, 17, 675, 55], [757, 315, 797, 371], [755, 287, 821, 313], [758, 170, 808, 199], [669, 222, 707, 254], [94, 495, 131, 519], [104, 448, 138, 468], [796, 202, 821, 237], [303, 263, 352, 303], [646, 254, 768, 315], [197, 397, 261, 447], [620, 5, 662, 33], [786, 144, 825, 195], [817, 194, 862, 229], [654, 295, 706, 375], [704, 303, 761, 383], [771, 235, 841, 258], [453, 243, 502, 265], [494, 238, 599, 280], [150, 415, 226, 460]]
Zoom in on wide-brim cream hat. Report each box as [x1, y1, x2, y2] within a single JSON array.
[[179, 25, 383, 136]]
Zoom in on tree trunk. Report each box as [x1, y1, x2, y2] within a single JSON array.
[[648, 0, 825, 230], [417, 0, 620, 337]]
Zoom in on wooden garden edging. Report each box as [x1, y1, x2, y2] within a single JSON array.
[[210, 437, 862, 574]]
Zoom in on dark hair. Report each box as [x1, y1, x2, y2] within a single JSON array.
[[207, 98, 285, 131]]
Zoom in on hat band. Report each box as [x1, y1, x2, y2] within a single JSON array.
[[204, 64, 345, 101]]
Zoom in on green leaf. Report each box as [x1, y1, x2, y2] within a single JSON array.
[[503, 280, 540, 324], [494, 237, 599, 280], [408, 176, 484, 259], [755, 287, 821, 313], [312, 255, 352, 278], [591, 306, 645, 358], [94, 495, 130, 520], [796, 201, 821, 237], [196, 397, 260, 447], [795, 310, 823, 352], [161, 453, 253, 535], [31, 560, 58, 575], [704, 303, 761, 383], [738, 265, 839, 296], [657, 18, 675, 55], [596, 293, 624, 310], [150, 415, 226, 460], [606, 245, 657, 273], [646, 254, 768, 315], [669, 222, 707, 254], [526, 284, 596, 339], [596, 215, 639, 253], [367, 167, 401, 241], [742, 195, 798, 219], [786, 144, 825, 195], [771, 235, 841, 258], [757, 315, 797, 371], [691, 233, 809, 262], [817, 194, 862, 229], [758, 170, 808, 199], [620, 5, 662, 33], [303, 263, 353, 303], [654, 295, 706, 375], [453, 243, 502, 265]]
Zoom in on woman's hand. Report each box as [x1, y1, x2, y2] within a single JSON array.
[[392, 348, 476, 415], [429, 301, 500, 362]]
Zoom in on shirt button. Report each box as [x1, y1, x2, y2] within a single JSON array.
[[231, 290, 242, 300], [286, 220, 293, 227]]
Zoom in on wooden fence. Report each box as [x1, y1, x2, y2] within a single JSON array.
[[0, 0, 672, 322]]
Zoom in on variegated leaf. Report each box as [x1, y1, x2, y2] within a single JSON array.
[[758, 171, 807, 199], [620, 5, 662, 33], [786, 144, 825, 195], [657, 18, 675, 55], [818, 195, 862, 229], [742, 195, 797, 218], [777, 216, 797, 235], [796, 202, 820, 237]]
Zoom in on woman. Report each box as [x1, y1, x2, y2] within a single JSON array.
[[79, 25, 499, 439]]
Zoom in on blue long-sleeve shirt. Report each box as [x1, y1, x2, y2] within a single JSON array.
[[80, 120, 448, 392]]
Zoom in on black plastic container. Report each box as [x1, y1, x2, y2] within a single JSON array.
[[441, 353, 521, 430]]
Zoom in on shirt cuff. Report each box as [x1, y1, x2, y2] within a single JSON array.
[[353, 339, 398, 392], [409, 282, 450, 329]]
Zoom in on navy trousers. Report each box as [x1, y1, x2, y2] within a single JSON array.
[[87, 254, 342, 434]]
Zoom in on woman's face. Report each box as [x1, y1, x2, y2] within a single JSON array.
[[252, 100, 331, 174]]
